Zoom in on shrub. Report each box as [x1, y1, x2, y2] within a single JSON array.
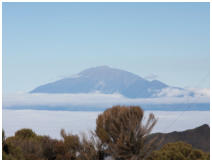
[[77, 134, 99, 160], [38, 136, 57, 160], [4, 129, 43, 159], [53, 140, 66, 159], [15, 128, 36, 139], [2, 136, 24, 160], [95, 105, 158, 160], [59, 129, 81, 159], [147, 141, 210, 160], [2, 130, 8, 153]]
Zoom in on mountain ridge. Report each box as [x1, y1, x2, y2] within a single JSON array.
[[148, 124, 210, 152], [30, 66, 170, 98]]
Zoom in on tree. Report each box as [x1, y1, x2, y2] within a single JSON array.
[[147, 141, 210, 160], [95, 105, 158, 160]]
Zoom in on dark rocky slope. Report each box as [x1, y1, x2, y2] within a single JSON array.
[[148, 124, 210, 152]]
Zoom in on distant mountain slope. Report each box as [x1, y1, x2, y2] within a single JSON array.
[[148, 124, 210, 152], [30, 66, 169, 98]]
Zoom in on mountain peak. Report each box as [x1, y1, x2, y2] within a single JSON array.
[[30, 66, 169, 98]]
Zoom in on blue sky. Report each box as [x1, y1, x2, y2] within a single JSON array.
[[3, 2, 210, 94]]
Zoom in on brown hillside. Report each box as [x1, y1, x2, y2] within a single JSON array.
[[148, 124, 210, 152]]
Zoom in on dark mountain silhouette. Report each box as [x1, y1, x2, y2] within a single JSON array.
[[30, 66, 171, 98], [148, 124, 210, 152]]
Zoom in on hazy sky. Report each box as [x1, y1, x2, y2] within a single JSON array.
[[3, 2, 210, 94]]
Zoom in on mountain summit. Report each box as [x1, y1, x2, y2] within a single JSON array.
[[30, 66, 169, 98]]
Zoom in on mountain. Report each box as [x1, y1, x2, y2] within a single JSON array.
[[30, 66, 169, 98], [148, 124, 210, 152]]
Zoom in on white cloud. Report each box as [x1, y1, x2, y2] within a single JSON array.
[[155, 87, 210, 98], [3, 88, 210, 108], [2, 110, 210, 139], [155, 88, 189, 97], [187, 88, 210, 97]]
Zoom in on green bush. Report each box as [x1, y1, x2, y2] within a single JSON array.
[[15, 128, 36, 139], [147, 141, 210, 160], [4, 129, 43, 159]]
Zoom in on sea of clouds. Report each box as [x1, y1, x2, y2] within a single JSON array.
[[2, 88, 210, 108], [2, 88, 210, 139], [3, 109, 210, 139]]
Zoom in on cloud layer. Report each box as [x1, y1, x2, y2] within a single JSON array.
[[3, 88, 210, 108], [3, 110, 210, 139]]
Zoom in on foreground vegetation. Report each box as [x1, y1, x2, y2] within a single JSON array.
[[2, 105, 210, 160]]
